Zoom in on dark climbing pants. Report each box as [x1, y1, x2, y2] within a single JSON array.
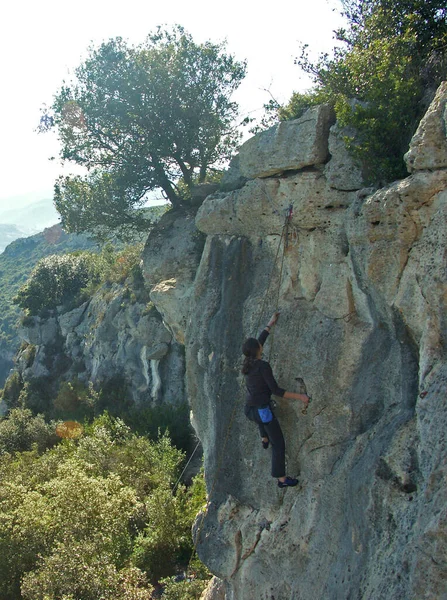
[[244, 406, 286, 478]]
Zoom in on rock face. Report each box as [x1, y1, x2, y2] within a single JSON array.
[[142, 208, 205, 346], [238, 104, 335, 179], [405, 81, 447, 172], [140, 94, 447, 599], [16, 282, 185, 407]]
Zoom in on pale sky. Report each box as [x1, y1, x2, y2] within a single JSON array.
[[0, 0, 345, 205]]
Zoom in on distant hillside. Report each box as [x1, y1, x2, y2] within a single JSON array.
[[0, 225, 98, 386], [0, 198, 58, 228], [0, 224, 28, 254], [0, 197, 59, 252]]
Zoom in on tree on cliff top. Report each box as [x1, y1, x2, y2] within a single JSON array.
[[280, 0, 447, 184], [41, 26, 246, 238]]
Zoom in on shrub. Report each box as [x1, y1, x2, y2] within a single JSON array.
[[125, 402, 195, 452], [0, 412, 207, 599], [282, 0, 447, 184], [160, 558, 211, 600], [53, 379, 97, 419], [96, 374, 133, 416], [18, 377, 53, 414], [0, 408, 57, 454], [14, 252, 101, 315], [1, 371, 23, 408]]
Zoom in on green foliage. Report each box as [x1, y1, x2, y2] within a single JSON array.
[[53, 379, 97, 419], [99, 243, 146, 286], [41, 26, 246, 237], [0, 411, 208, 599], [13, 252, 101, 315], [1, 371, 23, 408], [14, 242, 150, 317], [3, 367, 194, 455], [125, 402, 195, 452], [287, 0, 447, 183], [278, 89, 330, 121], [17, 377, 53, 414], [0, 408, 57, 454], [95, 374, 133, 416], [132, 470, 207, 584], [160, 558, 211, 600], [21, 548, 153, 600]]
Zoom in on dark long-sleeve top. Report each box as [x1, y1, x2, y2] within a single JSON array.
[[244, 329, 286, 407]]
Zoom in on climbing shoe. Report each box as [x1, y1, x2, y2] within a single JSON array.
[[262, 438, 269, 449], [278, 476, 299, 488]]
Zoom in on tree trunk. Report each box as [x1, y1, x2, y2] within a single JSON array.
[[153, 162, 181, 207], [199, 161, 208, 183], [174, 154, 194, 189]]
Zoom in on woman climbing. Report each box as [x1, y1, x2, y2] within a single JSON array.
[[242, 312, 309, 488]]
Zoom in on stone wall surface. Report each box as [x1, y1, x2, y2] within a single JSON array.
[[16, 282, 185, 406], [140, 92, 447, 599]]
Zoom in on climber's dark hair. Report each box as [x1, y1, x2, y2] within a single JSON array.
[[241, 337, 261, 374]]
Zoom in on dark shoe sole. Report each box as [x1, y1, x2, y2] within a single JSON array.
[[278, 479, 299, 488]]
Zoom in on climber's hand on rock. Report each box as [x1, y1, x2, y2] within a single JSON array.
[[268, 311, 280, 327], [301, 394, 310, 407]]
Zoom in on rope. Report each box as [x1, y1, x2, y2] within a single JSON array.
[[267, 205, 293, 360], [267, 225, 288, 361], [172, 439, 202, 494], [254, 225, 286, 334]]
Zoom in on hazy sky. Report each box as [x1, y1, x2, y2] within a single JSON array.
[[0, 0, 345, 204]]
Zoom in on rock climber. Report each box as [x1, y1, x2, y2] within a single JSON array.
[[242, 312, 309, 488]]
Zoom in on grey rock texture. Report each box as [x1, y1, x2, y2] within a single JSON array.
[[324, 122, 365, 190], [142, 207, 205, 344], [220, 154, 247, 193], [237, 104, 335, 179], [200, 576, 226, 600], [16, 283, 185, 406], [143, 84, 447, 599], [405, 81, 447, 172]]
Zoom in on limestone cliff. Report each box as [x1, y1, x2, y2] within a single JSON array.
[[14, 279, 185, 409], [142, 85, 447, 599]]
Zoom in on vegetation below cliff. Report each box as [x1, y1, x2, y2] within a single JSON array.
[[0, 409, 210, 600]]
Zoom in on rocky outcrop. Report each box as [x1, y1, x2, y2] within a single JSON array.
[[9, 85, 446, 598], [141, 86, 447, 599], [0, 226, 98, 387], [238, 104, 335, 179], [16, 282, 185, 406], [405, 81, 447, 172], [142, 208, 205, 345]]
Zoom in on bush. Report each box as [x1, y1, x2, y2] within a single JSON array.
[[283, 0, 447, 184], [278, 89, 329, 121], [21, 545, 153, 600], [54, 379, 97, 419], [0, 413, 203, 598], [125, 402, 195, 453], [14, 252, 101, 315], [1, 371, 23, 408], [0, 408, 57, 454], [96, 374, 133, 416], [160, 558, 211, 600], [18, 377, 53, 414]]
